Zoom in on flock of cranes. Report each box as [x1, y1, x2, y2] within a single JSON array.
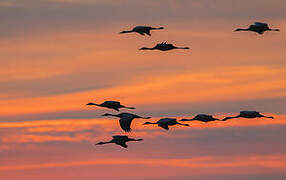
[[91, 22, 279, 148], [89, 102, 275, 148]]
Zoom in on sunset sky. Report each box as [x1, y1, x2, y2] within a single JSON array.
[[1, 0, 286, 180]]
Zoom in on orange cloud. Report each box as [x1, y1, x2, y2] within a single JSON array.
[[1, 5, 286, 180], [2, 133, 93, 143], [0, 118, 110, 128], [0, 65, 286, 116], [1, 154, 286, 171], [1, 115, 285, 144]]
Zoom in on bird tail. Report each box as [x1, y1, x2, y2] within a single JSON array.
[[180, 118, 194, 122], [221, 117, 233, 121], [125, 106, 136, 110]]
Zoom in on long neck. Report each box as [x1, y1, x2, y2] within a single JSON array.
[[141, 47, 156, 50], [223, 115, 240, 121], [105, 113, 119, 117], [87, 103, 101, 106], [122, 30, 134, 33], [134, 114, 150, 119], [128, 138, 143, 142], [236, 28, 249, 31], [102, 141, 112, 144], [123, 106, 136, 110], [96, 140, 113, 145], [141, 116, 151, 119], [176, 47, 189, 49], [145, 122, 157, 124], [180, 118, 194, 122], [177, 122, 189, 126]]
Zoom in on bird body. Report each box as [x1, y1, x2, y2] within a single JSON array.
[[144, 118, 189, 130], [120, 26, 164, 36], [222, 111, 274, 121], [102, 112, 151, 132], [86, 101, 135, 111], [96, 135, 143, 148], [140, 42, 190, 51], [181, 114, 220, 123], [235, 22, 280, 34]]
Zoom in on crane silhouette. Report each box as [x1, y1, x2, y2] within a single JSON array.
[[139, 42, 190, 51], [235, 22, 280, 34], [180, 114, 220, 123], [86, 101, 135, 111], [102, 112, 151, 132], [143, 118, 189, 130], [120, 26, 164, 36], [222, 111, 274, 121], [96, 135, 143, 148]]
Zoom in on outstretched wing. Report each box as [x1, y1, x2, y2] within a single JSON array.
[[159, 124, 169, 130], [118, 142, 128, 148], [193, 114, 201, 120], [102, 101, 121, 110], [254, 111, 262, 116], [145, 29, 151, 36], [255, 22, 269, 28], [240, 111, 253, 116], [255, 22, 267, 26], [110, 101, 121, 105], [112, 135, 128, 139], [155, 42, 167, 49], [119, 117, 133, 132], [167, 44, 176, 48], [137, 31, 145, 36]]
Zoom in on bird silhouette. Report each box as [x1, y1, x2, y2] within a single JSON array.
[[102, 112, 151, 132], [86, 101, 135, 111], [222, 111, 274, 121], [139, 42, 190, 51], [143, 118, 189, 130], [95, 135, 143, 148], [235, 22, 280, 34], [119, 26, 164, 36], [180, 114, 220, 123]]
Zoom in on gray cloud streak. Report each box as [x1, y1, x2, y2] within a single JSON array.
[[0, 0, 286, 37]]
